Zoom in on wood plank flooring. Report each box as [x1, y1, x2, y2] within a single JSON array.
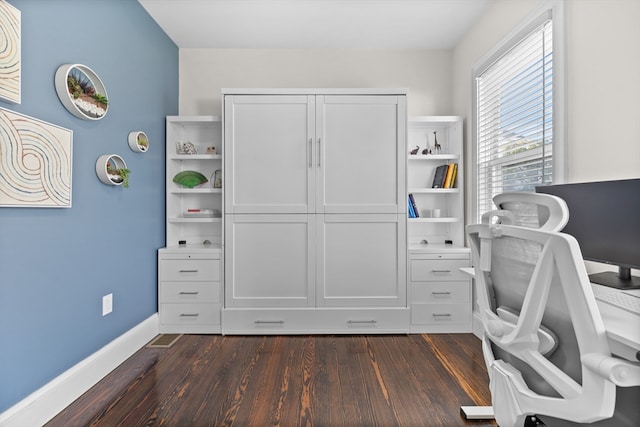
[[46, 334, 496, 427]]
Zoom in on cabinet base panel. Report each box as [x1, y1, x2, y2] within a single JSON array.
[[222, 308, 410, 335]]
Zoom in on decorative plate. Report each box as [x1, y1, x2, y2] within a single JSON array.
[[173, 170, 208, 188]]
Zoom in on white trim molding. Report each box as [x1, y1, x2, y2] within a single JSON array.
[[471, 0, 567, 223], [0, 314, 159, 427]]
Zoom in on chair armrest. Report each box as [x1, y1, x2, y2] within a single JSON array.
[[582, 353, 640, 387]]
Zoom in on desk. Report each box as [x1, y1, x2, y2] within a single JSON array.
[[591, 283, 640, 362]]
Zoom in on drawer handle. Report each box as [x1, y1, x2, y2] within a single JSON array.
[[254, 320, 284, 324], [348, 320, 377, 324], [431, 291, 452, 295], [431, 269, 452, 273], [179, 291, 199, 295], [432, 313, 452, 317], [179, 269, 199, 273], [180, 313, 199, 317]]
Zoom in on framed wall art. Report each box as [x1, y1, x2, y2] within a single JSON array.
[[0, 0, 21, 103], [0, 107, 73, 207]]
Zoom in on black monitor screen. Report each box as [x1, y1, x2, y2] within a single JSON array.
[[536, 178, 640, 289]]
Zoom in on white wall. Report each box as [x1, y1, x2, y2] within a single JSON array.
[[180, 0, 639, 274], [453, 0, 640, 185], [564, 0, 640, 182], [452, 0, 640, 275], [179, 48, 452, 116]]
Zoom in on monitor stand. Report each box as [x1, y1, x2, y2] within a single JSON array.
[[589, 267, 640, 290]]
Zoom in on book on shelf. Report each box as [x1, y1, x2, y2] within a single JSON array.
[[443, 163, 456, 188], [449, 163, 458, 188], [432, 164, 449, 188], [408, 196, 416, 218], [408, 193, 419, 217]]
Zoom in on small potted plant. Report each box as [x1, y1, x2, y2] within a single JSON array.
[[106, 162, 131, 188]]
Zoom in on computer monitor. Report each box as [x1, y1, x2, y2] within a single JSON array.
[[536, 178, 640, 290]]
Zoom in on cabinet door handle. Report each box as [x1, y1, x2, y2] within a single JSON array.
[[432, 313, 452, 317], [180, 313, 199, 317], [309, 138, 313, 167], [254, 320, 285, 324], [317, 138, 321, 167], [431, 291, 452, 295], [179, 291, 199, 295], [431, 269, 451, 273], [348, 320, 377, 324], [179, 269, 198, 273]]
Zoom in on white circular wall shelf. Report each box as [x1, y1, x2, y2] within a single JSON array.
[[55, 64, 109, 120], [128, 131, 149, 152], [96, 154, 127, 186]]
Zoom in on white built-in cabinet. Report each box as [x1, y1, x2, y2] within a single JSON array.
[[407, 116, 471, 333], [158, 116, 223, 334], [222, 89, 408, 334]]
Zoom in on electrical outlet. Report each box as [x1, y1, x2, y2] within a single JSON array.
[[102, 293, 113, 316]]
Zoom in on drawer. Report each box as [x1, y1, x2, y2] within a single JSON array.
[[160, 259, 220, 281], [159, 251, 221, 261], [222, 308, 410, 334], [160, 303, 221, 325], [159, 281, 221, 303], [410, 259, 469, 282], [411, 281, 470, 304], [411, 303, 471, 325]]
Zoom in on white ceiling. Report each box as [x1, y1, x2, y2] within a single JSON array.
[[138, 0, 493, 49]]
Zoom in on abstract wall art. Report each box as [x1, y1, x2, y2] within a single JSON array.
[[0, 0, 21, 103], [0, 108, 73, 207]]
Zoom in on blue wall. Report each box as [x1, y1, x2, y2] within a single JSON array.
[[0, 0, 177, 412]]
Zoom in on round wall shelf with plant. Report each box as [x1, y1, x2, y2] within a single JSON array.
[[55, 64, 109, 120], [128, 131, 149, 152], [96, 154, 130, 188]]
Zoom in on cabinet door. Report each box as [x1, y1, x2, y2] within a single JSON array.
[[316, 95, 406, 214], [224, 95, 315, 213], [316, 214, 406, 307], [225, 214, 315, 307]]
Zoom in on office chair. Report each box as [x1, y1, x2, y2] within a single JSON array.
[[467, 192, 640, 426]]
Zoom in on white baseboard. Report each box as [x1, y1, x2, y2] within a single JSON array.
[[0, 314, 159, 427], [472, 310, 483, 339]]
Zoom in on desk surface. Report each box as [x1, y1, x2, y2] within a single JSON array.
[[460, 267, 640, 362], [591, 283, 640, 361]]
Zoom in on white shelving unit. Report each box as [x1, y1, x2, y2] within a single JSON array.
[[159, 116, 224, 334], [407, 116, 465, 247], [407, 116, 471, 333], [165, 116, 223, 248]]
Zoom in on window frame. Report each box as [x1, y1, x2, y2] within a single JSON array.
[[471, 0, 566, 223]]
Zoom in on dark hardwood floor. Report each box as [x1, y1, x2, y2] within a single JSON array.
[[46, 334, 496, 427]]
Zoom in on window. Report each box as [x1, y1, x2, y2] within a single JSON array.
[[472, 5, 565, 222]]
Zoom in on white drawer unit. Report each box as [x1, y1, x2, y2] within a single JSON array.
[[409, 246, 471, 333], [158, 247, 222, 333]]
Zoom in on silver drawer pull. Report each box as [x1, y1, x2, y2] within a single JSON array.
[[180, 313, 199, 317], [431, 291, 452, 295], [254, 320, 284, 324], [179, 291, 199, 295], [431, 269, 452, 273], [179, 269, 198, 273], [348, 320, 377, 324], [432, 313, 452, 317]]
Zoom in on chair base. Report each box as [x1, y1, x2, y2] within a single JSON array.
[[460, 405, 494, 420]]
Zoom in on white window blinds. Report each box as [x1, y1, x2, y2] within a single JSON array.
[[475, 19, 553, 221]]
